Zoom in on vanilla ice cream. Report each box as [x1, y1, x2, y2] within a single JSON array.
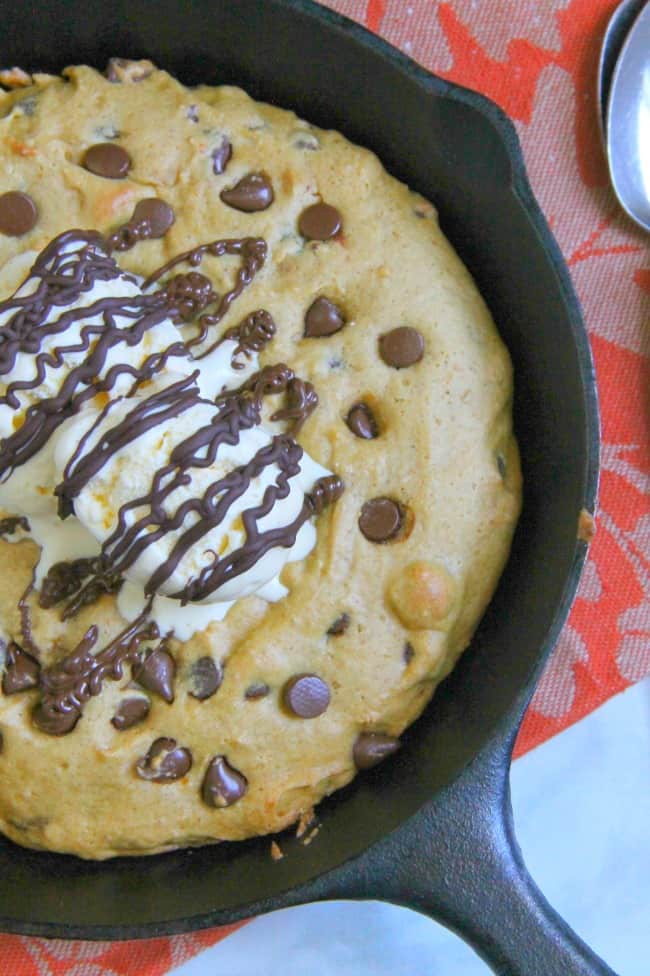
[[0, 226, 340, 637]]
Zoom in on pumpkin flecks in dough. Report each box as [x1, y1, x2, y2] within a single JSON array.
[[0, 62, 521, 859]]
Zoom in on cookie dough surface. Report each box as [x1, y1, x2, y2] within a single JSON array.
[[0, 63, 521, 858]]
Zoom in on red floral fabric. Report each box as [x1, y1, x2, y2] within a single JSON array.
[[4, 1, 648, 970]]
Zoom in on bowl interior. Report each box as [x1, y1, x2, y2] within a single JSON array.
[[0, 0, 597, 935]]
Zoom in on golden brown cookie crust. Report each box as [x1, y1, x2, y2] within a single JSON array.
[[0, 64, 521, 858]]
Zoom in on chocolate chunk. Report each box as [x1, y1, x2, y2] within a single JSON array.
[[38, 557, 96, 610], [298, 202, 342, 240], [136, 737, 192, 782], [244, 681, 270, 700], [132, 198, 175, 238], [111, 696, 150, 730], [201, 755, 248, 807], [345, 402, 379, 440], [220, 172, 273, 212], [2, 643, 40, 695], [353, 732, 400, 770], [186, 104, 199, 123], [403, 642, 415, 665], [211, 136, 232, 175], [188, 656, 222, 701], [304, 297, 346, 338], [496, 453, 507, 478], [358, 497, 404, 543], [0, 515, 29, 536], [0, 191, 37, 236], [379, 327, 424, 369], [134, 647, 175, 703], [82, 143, 132, 179], [327, 613, 350, 636], [283, 674, 330, 718]]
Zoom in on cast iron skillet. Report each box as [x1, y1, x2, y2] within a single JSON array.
[[0, 2, 613, 973]]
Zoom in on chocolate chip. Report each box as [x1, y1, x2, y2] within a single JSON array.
[[136, 737, 192, 782], [0, 191, 37, 236], [379, 327, 424, 369], [244, 681, 270, 700], [283, 674, 330, 718], [134, 647, 175, 703], [111, 696, 150, 731], [353, 732, 400, 770], [202, 756, 248, 807], [220, 172, 273, 212], [32, 704, 79, 736], [327, 613, 350, 636], [211, 136, 232, 175], [187, 104, 199, 123], [2, 643, 40, 694], [358, 497, 404, 543], [132, 198, 175, 238], [298, 202, 342, 240], [82, 143, 132, 179], [496, 453, 507, 478], [403, 642, 415, 665], [345, 402, 379, 440], [188, 656, 222, 701], [304, 297, 346, 338]]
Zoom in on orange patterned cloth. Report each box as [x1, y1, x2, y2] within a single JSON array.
[[2, 1, 648, 971]]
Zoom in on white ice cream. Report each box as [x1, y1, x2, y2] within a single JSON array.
[[0, 236, 191, 526], [0, 239, 329, 637], [53, 389, 329, 640], [0, 240, 266, 586]]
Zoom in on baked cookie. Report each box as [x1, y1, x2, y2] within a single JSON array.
[[0, 62, 521, 858]]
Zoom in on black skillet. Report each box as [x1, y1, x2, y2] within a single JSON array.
[[0, 2, 613, 973]]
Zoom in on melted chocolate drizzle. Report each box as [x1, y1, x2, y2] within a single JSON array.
[[0, 230, 188, 479], [54, 370, 339, 606], [106, 216, 154, 253], [18, 582, 41, 659], [32, 609, 160, 736], [0, 208, 343, 642], [0, 220, 267, 481], [222, 363, 318, 433], [142, 236, 267, 348], [199, 308, 276, 366]]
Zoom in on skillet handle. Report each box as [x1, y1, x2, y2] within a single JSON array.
[[334, 729, 619, 975]]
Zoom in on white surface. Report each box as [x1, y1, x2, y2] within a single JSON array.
[[170, 677, 650, 975]]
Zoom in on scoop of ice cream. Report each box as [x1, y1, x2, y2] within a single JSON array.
[[0, 223, 339, 638], [0, 232, 262, 535], [52, 375, 335, 637], [0, 231, 194, 520]]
